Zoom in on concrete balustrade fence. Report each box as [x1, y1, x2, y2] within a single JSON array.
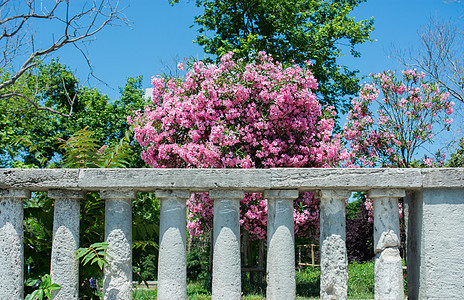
[[0, 168, 463, 300]]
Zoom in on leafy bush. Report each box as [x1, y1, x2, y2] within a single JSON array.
[[347, 261, 375, 299], [296, 266, 320, 298], [187, 282, 209, 296], [25, 274, 61, 300], [186, 248, 209, 282], [346, 195, 374, 263]]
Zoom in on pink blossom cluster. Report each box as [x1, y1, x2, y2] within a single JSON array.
[[130, 52, 347, 240], [343, 69, 454, 168]]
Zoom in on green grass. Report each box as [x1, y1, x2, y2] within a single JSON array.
[[132, 288, 157, 299], [347, 261, 375, 299], [296, 266, 321, 298], [132, 261, 376, 300]]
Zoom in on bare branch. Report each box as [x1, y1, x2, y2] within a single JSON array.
[[0, 92, 73, 117], [392, 17, 464, 104], [0, 0, 130, 116]]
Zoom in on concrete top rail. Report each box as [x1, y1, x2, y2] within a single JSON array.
[[1, 168, 463, 191]]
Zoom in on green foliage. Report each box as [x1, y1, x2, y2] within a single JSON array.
[[58, 128, 101, 168], [78, 193, 106, 299], [0, 60, 147, 168], [132, 193, 161, 282], [75, 242, 111, 274], [346, 197, 363, 220], [25, 274, 61, 300], [186, 248, 209, 282], [448, 138, 464, 167], [184, 0, 374, 111], [59, 127, 133, 168], [133, 288, 157, 299], [187, 282, 209, 296], [347, 261, 375, 298], [24, 192, 55, 283], [296, 266, 321, 298]]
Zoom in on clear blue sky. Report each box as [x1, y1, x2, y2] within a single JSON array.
[[49, 0, 463, 156], [52, 0, 463, 100]]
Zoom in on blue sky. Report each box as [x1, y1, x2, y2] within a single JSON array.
[[51, 0, 463, 100], [42, 0, 463, 155]]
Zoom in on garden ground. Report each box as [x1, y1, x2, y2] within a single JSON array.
[[132, 261, 376, 299]]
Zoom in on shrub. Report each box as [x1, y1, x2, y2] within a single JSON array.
[[130, 52, 350, 241], [346, 198, 374, 263]]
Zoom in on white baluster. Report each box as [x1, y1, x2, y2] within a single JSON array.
[[264, 189, 299, 300], [156, 189, 190, 300], [319, 190, 350, 300], [49, 190, 84, 300], [0, 189, 30, 300], [209, 189, 243, 300], [368, 189, 405, 300], [101, 190, 136, 300]]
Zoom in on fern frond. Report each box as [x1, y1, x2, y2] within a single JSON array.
[[59, 127, 100, 168], [96, 129, 132, 168]]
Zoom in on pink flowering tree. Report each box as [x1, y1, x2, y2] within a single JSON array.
[[344, 69, 454, 168], [130, 52, 349, 241], [344, 69, 454, 225]]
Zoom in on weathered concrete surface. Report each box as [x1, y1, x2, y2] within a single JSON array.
[[0, 169, 79, 190], [264, 190, 298, 300], [368, 189, 404, 300], [374, 247, 404, 300], [49, 190, 83, 300], [0, 189, 30, 300], [319, 190, 350, 300], [370, 189, 404, 253], [416, 188, 464, 299], [156, 190, 190, 300], [421, 168, 464, 188], [272, 168, 422, 190], [79, 169, 271, 191], [210, 190, 243, 300], [4, 168, 464, 191], [101, 190, 135, 300]]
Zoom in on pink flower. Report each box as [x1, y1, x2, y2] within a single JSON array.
[[130, 52, 346, 240], [344, 69, 453, 168]]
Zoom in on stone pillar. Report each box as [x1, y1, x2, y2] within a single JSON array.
[[101, 190, 135, 300], [156, 189, 190, 300], [0, 189, 30, 300], [209, 189, 243, 300], [264, 189, 299, 300], [319, 190, 350, 300], [49, 190, 84, 300], [413, 188, 464, 299], [368, 189, 405, 300]]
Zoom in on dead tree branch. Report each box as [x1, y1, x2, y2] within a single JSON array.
[[0, 0, 130, 116], [393, 17, 464, 104]]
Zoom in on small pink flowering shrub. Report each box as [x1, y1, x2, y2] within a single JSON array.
[[130, 52, 347, 240], [344, 69, 453, 168]]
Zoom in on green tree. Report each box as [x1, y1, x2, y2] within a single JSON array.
[[0, 60, 147, 168], [1, 59, 160, 297], [174, 0, 374, 111], [448, 138, 464, 167]]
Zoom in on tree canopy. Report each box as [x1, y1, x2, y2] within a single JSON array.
[[177, 0, 374, 112], [0, 60, 147, 168]]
